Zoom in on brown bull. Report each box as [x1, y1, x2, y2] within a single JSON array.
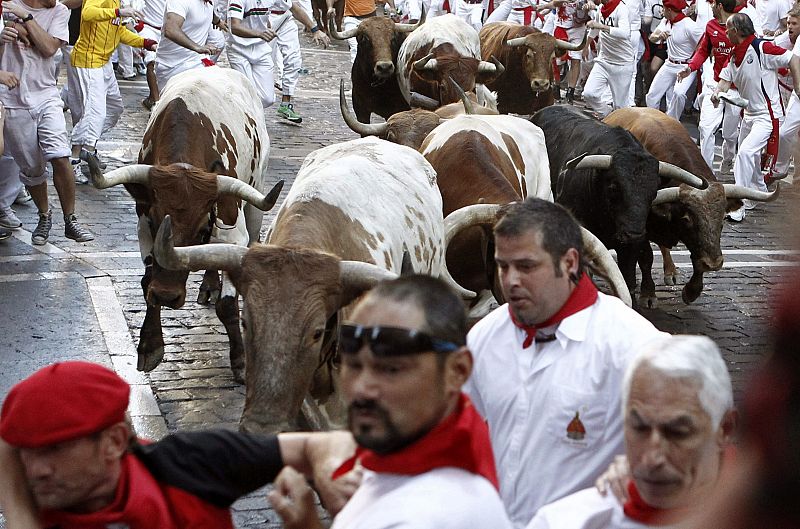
[[480, 22, 587, 114], [604, 107, 779, 306]]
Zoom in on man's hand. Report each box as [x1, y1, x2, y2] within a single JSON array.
[[313, 463, 362, 515], [196, 43, 221, 55], [117, 7, 143, 19], [586, 20, 604, 30], [1, 0, 30, 19], [260, 28, 278, 42], [312, 29, 330, 48], [268, 467, 325, 529], [676, 65, 692, 80], [595, 454, 631, 502], [710, 90, 721, 107], [0, 25, 20, 44], [0, 70, 20, 89], [214, 18, 229, 32]]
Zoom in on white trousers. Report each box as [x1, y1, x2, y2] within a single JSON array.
[[735, 114, 775, 193], [646, 60, 695, 122], [626, 29, 644, 107], [228, 50, 276, 108], [0, 155, 21, 210], [270, 14, 302, 96], [583, 59, 633, 118], [71, 63, 124, 148], [454, 0, 484, 31], [775, 92, 800, 175], [698, 81, 740, 171], [343, 16, 363, 64], [61, 45, 82, 126]]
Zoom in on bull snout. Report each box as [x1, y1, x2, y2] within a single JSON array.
[[531, 79, 550, 91], [374, 61, 395, 79], [147, 282, 186, 309], [697, 255, 724, 272]]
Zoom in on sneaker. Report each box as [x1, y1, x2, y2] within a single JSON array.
[[14, 187, 32, 205], [566, 87, 575, 105], [726, 207, 745, 222], [0, 206, 21, 229], [277, 103, 302, 123], [720, 159, 734, 175], [743, 198, 757, 211], [71, 157, 89, 184], [135, 64, 147, 76], [142, 96, 155, 110], [64, 213, 94, 242], [31, 210, 52, 245], [0, 227, 10, 241]]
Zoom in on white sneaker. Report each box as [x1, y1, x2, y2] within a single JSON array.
[[0, 206, 22, 229], [14, 187, 32, 205], [720, 159, 734, 175], [743, 198, 756, 211], [726, 207, 745, 222], [71, 157, 89, 184]]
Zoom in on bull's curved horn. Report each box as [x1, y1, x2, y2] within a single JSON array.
[[410, 91, 440, 109], [448, 76, 475, 114], [658, 162, 708, 189], [651, 187, 681, 206], [395, 5, 425, 31], [579, 227, 632, 307], [339, 260, 398, 303], [505, 36, 528, 47], [217, 175, 284, 211], [88, 162, 151, 189], [723, 183, 781, 201], [328, 16, 359, 39], [477, 59, 498, 75], [554, 28, 588, 51], [488, 55, 505, 77], [444, 203, 501, 248], [339, 80, 389, 136], [567, 154, 612, 171], [413, 53, 437, 71], [154, 215, 247, 272]]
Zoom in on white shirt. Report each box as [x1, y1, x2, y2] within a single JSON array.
[[741, 4, 765, 36], [693, 0, 713, 28], [141, 0, 168, 27], [594, 1, 633, 64], [720, 36, 792, 118], [655, 16, 703, 62], [645, 0, 663, 32], [756, 0, 791, 33], [628, 0, 643, 31], [155, 0, 214, 69], [526, 487, 678, 529], [465, 294, 664, 529], [330, 468, 514, 529], [227, 0, 271, 57]]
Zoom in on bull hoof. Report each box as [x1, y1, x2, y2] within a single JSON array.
[[137, 346, 165, 372], [197, 287, 220, 306], [231, 365, 245, 385], [681, 285, 701, 305], [663, 272, 678, 286], [639, 293, 658, 309]]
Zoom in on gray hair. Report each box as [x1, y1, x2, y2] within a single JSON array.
[[622, 335, 734, 428], [727, 12, 756, 38]]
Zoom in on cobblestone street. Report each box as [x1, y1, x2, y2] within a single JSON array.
[[1, 26, 798, 528]]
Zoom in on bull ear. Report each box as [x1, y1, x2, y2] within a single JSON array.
[[401, 247, 415, 275], [208, 160, 226, 174]]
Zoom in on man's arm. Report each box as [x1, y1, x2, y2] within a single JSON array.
[[685, 31, 710, 74], [0, 440, 41, 529], [81, 0, 140, 21], [791, 53, 800, 97], [229, 16, 275, 40], [289, 2, 330, 46], [60, 0, 83, 8], [162, 12, 219, 55], [268, 467, 325, 529], [1, 0, 63, 57]]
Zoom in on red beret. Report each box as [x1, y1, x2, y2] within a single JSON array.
[[0, 362, 130, 448], [663, 0, 687, 11]]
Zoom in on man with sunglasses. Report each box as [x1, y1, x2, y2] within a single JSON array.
[[269, 275, 513, 529], [465, 198, 664, 528]]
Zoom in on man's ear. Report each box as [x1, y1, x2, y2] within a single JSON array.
[[444, 347, 473, 395], [101, 422, 132, 461], [561, 247, 580, 278], [718, 409, 738, 446]]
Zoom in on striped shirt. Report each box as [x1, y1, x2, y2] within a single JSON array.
[[227, 0, 272, 56], [71, 0, 145, 68]]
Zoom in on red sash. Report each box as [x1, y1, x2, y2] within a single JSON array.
[[332, 394, 499, 489]]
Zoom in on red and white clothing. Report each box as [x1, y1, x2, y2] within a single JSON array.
[[773, 30, 794, 104], [756, 0, 791, 34], [554, 1, 588, 60], [645, 14, 703, 121], [688, 16, 738, 170], [140, 0, 168, 64], [453, 0, 485, 32], [775, 36, 800, 177], [511, 0, 546, 28], [720, 35, 791, 216], [155, 0, 215, 87], [583, 0, 634, 117], [465, 293, 663, 529]]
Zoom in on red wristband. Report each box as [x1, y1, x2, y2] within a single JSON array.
[[143, 38, 157, 50], [134, 20, 144, 32], [115, 8, 120, 17]]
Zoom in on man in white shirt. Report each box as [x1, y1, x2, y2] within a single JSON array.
[[138, 0, 167, 108], [582, 0, 633, 117], [713, 12, 792, 221], [756, 0, 790, 36], [465, 198, 664, 528], [645, 0, 703, 121], [269, 275, 514, 529], [527, 334, 736, 529], [773, 6, 800, 180]]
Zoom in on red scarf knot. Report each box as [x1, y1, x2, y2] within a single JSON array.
[[623, 481, 691, 526], [600, 0, 622, 20], [668, 12, 687, 25], [508, 272, 599, 349], [332, 394, 499, 489]]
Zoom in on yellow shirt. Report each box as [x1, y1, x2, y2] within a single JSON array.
[[71, 0, 145, 68]]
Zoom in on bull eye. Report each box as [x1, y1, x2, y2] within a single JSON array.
[[312, 328, 325, 342]]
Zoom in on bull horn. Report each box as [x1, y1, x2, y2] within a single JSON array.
[[396, 5, 425, 31], [657, 162, 708, 189], [567, 153, 612, 170], [554, 28, 589, 51], [339, 260, 398, 302], [216, 175, 285, 211], [410, 91, 440, 109], [505, 36, 528, 47], [651, 187, 681, 206], [579, 227, 632, 307], [328, 16, 359, 39], [339, 79, 389, 136], [723, 182, 781, 201], [154, 215, 247, 272], [448, 76, 475, 114], [413, 53, 437, 71], [477, 57, 499, 75], [444, 203, 502, 248], [86, 159, 151, 189]]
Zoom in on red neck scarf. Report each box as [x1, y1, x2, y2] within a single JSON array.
[[508, 272, 598, 348], [733, 3, 745, 11], [732, 34, 756, 65], [667, 12, 687, 25], [40, 451, 234, 529], [623, 482, 691, 526], [332, 394, 499, 489], [600, 0, 622, 19]]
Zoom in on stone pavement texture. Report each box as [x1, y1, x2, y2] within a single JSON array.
[[1, 23, 799, 529]]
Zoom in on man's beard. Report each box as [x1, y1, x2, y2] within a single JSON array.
[[347, 399, 442, 455]]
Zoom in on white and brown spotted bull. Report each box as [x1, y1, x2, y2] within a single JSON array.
[[603, 107, 780, 306], [83, 67, 283, 383], [153, 137, 470, 433], [479, 22, 587, 114], [329, 14, 424, 122], [397, 14, 504, 110]]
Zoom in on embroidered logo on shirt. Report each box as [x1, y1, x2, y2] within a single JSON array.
[[566, 411, 586, 441], [747, 55, 754, 64]]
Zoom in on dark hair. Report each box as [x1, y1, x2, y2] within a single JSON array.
[[715, 0, 737, 14], [493, 198, 584, 277], [367, 275, 467, 347], [727, 12, 756, 37]]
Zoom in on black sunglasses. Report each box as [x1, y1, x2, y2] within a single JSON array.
[[338, 324, 460, 357]]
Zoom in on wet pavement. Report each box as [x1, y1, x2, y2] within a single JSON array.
[[1, 25, 798, 528]]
